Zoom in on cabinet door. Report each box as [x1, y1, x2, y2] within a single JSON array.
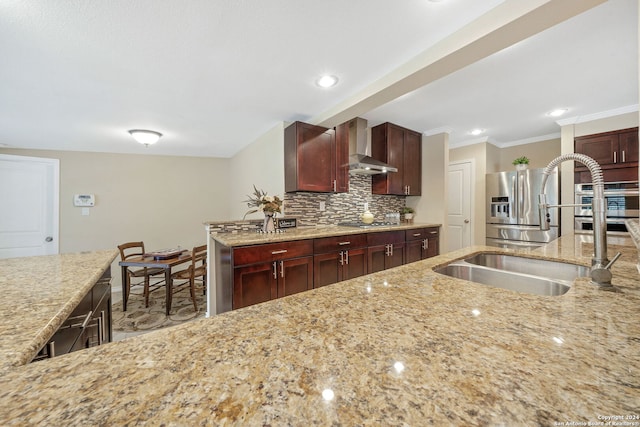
[[285, 122, 336, 193], [233, 262, 277, 309], [425, 236, 439, 258], [575, 134, 617, 166], [367, 245, 388, 274], [619, 130, 639, 164], [334, 121, 350, 193], [405, 239, 423, 264], [403, 130, 422, 195], [342, 248, 368, 281], [371, 123, 405, 195], [314, 252, 341, 288], [278, 257, 313, 297], [387, 243, 405, 269]]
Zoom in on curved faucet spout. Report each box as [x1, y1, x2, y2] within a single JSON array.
[[538, 153, 618, 287]]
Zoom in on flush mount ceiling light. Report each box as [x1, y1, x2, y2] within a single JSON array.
[[128, 129, 162, 146], [547, 108, 568, 117], [316, 75, 339, 88], [469, 128, 485, 136]]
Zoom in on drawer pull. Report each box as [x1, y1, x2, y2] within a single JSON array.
[[429, 231, 438, 234], [271, 249, 288, 255], [412, 233, 421, 237], [338, 241, 351, 246]]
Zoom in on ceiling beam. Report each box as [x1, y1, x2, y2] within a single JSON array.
[[312, 0, 607, 129]]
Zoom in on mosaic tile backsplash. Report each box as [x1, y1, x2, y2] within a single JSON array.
[[207, 175, 406, 232], [283, 174, 405, 225]]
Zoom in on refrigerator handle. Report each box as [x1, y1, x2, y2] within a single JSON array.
[[519, 172, 525, 222], [510, 174, 517, 219]]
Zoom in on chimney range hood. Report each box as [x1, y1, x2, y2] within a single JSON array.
[[347, 118, 397, 175]]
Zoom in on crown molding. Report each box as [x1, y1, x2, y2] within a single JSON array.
[[423, 126, 453, 136], [556, 104, 639, 126]]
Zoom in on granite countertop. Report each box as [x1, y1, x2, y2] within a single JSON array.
[[210, 222, 442, 247], [0, 236, 638, 425], [0, 250, 118, 371]]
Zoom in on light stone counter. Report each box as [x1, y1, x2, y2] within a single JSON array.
[[209, 222, 442, 247], [0, 236, 638, 425], [0, 250, 117, 371]]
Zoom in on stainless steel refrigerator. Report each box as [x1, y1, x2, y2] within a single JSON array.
[[486, 168, 559, 249]]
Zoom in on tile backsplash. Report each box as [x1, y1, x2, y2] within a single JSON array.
[[283, 174, 405, 225], [207, 175, 406, 233]]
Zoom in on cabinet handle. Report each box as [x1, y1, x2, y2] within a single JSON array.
[[333, 180, 337, 192], [338, 241, 351, 246], [339, 251, 344, 265], [422, 239, 427, 250], [97, 314, 103, 346], [345, 250, 349, 265], [48, 341, 56, 358], [429, 231, 438, 234], [280, 261, 284, 278], [271, 249, 288, 255], [100, 310, 106, 344], [272, 262, 277, 279], [425, 239, 429, 249], [613, 151, 617, 163], [412, 233, 421, 237], [622, 150, 626, 163]]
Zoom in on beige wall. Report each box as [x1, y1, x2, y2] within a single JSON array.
[[0, 148, 230, 286], [228, 122, 286, 220], [498, 138, 561, 170], [412, 133, 447, 247]]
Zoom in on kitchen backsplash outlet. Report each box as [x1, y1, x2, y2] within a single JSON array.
[[283, 174, 405, 225]]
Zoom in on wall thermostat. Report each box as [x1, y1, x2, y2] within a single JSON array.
[[73, 194, 95, 207]]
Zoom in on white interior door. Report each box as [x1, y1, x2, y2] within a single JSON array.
[[0, 154, 59, 258], [447, 160, 473, 251]]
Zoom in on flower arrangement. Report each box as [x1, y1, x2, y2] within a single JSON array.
[[400, 206, 415, 214], [243, 185, 283, 218]]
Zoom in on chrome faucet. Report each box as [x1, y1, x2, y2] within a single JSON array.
[[538, 153, 620, 287]]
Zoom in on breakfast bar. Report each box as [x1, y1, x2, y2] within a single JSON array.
[[0, 234, 638, 425]]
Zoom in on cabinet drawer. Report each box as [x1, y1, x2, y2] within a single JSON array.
[[405, 227, 439, 241], [233, 240, 314, 266], [367, 230, 405, 246], [314, 234, 367, 253]]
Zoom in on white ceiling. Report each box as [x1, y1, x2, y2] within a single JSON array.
[[0, 0, 637, 157]]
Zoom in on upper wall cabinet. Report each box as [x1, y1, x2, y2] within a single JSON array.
[[574, 127, 638, 183], [371, 122, 422, 196], [284, 121, 348, 193]]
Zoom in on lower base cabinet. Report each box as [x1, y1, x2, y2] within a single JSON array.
[[228, 240, 314, 310], [367, 231, 405, 274], [32, 269, 112, 362], [233, 257, 313, 309], [215, 226, 441, 313], [405, 227, 440, 263]]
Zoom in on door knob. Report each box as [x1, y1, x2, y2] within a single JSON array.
[[45, 236, 53, 242], [464, 219, 470, 224]]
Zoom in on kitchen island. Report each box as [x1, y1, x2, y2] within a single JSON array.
[[0, 250, 117, 372], [0, 235, 638, 425]]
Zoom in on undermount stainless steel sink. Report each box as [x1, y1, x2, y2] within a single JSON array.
[[433, 253, 590, 296], [463, 253, 591, 282]]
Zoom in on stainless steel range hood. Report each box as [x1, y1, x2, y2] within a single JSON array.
[[347, 118, 397, 175]]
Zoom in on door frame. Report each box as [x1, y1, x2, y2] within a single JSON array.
[[0, 153, 60, 256], [447, 159, 475, 250]]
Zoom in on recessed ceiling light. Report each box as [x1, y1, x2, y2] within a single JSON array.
[[316, 75, 338, 88], [128, 129, 163, 146], [547, 108, 568, 117], [469, 128, 485, 136]]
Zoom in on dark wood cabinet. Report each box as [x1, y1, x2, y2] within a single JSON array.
[[371, 122, 422, 196], [405, 227, 440, 263], [367, 231, 405, 274], [215, 226, 441, 313], [284, 121, 348, 193], [231, 240, 314, 310], [313, 234, 368, 288], [574, 127, 638, 183], [33, 269, 112, 362]]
